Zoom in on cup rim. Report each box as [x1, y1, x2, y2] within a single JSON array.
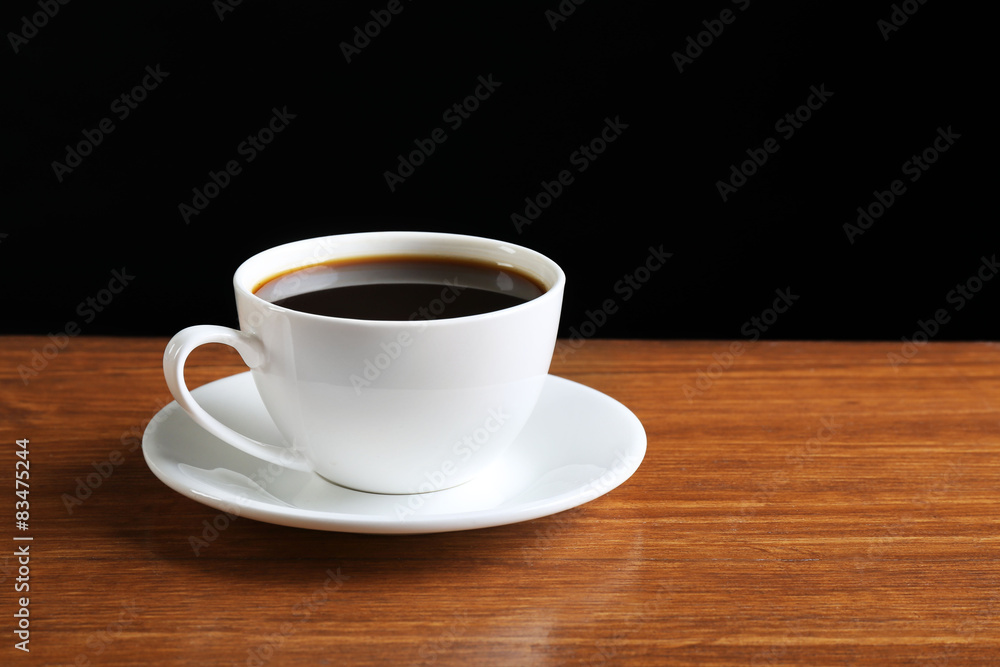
[[233, 231, 566, 326]]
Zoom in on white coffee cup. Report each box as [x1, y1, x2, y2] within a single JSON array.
[[163, 231, 565, 494]]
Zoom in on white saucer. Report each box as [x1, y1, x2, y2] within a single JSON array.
[[142, 372, 646, 534]]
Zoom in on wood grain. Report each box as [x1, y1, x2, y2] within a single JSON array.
[[1, 336, 998, 665]]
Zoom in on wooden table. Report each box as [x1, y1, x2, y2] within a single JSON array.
[[2, 336, 997, 665]]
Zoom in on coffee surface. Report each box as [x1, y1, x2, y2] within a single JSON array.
[[254, 255, 545, 321]]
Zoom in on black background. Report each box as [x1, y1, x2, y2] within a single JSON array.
[[2, 1, 993, 341]]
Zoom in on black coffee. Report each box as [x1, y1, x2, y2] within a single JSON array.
[[253, 255, 545, 321]]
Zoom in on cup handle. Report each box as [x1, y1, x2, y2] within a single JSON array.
[[163, 325, 312, 472]]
